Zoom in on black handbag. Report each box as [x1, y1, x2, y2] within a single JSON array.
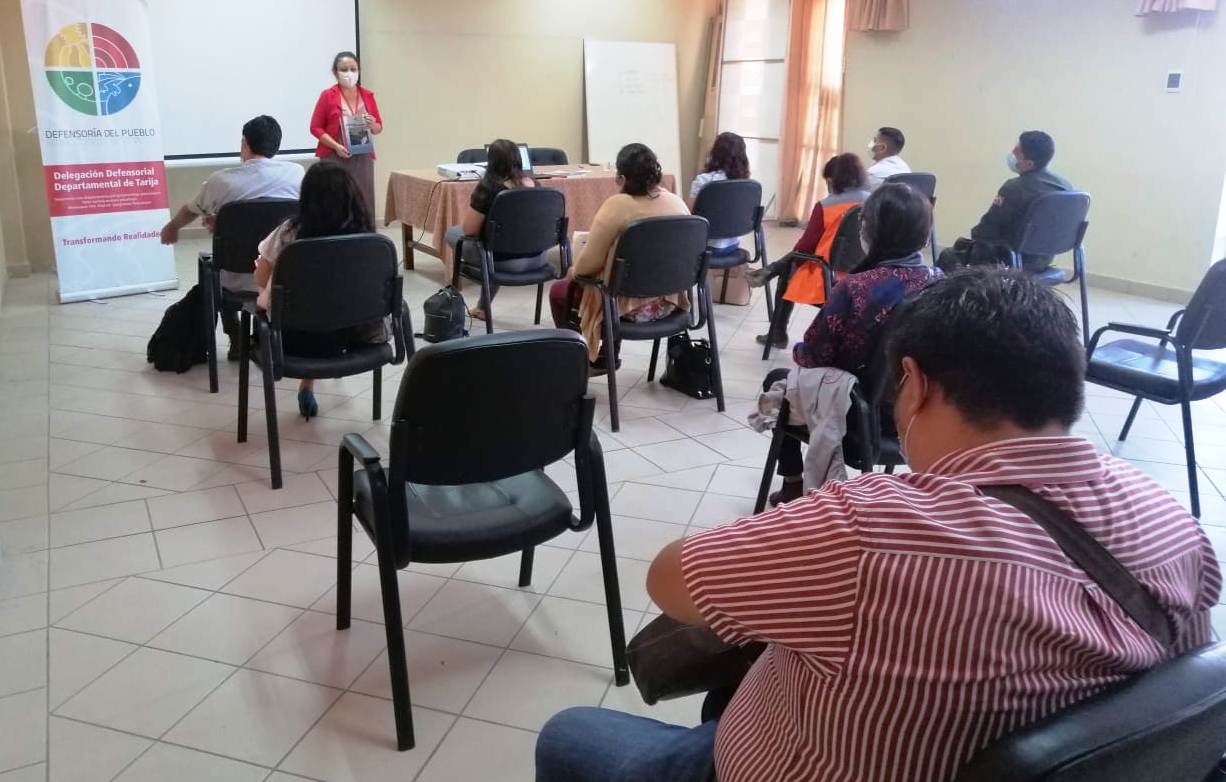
[[419, 285, 468, 343], [659, 333, 715, 400]]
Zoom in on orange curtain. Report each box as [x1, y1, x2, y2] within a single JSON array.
[[1136, 0, 1216, 12], [778, 0, 846, 223], [848, 0, 910, 31]]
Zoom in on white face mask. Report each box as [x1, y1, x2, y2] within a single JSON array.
[[1006, 152, 1020, 173], [860, 231, 871, 255], [894, 371, 920, 464], [868, 140, 879, 157], [337, 71, 359, 88]]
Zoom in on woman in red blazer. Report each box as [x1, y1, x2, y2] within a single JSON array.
[[310, 51, 383, 216]]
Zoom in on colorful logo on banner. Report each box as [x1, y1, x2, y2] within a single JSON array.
[[44, 22, 141, 116]]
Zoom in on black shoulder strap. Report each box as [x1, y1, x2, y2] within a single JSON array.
[[980, 485, 1176, 651]]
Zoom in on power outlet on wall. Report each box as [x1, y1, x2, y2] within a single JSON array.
[[1166, 71, 1183, 92]]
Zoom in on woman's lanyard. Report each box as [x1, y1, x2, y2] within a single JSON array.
[[340, 87, 360, 117]]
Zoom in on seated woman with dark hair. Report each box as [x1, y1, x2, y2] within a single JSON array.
[[442, 138, 546, 321], [548, 143, 689, 371], [253, 160, 386, 419], [689, 131, 750, 256], [763, 181, 938, 505], [748, 153, 871, 348]]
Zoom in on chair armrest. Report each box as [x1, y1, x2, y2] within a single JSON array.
[[1101, 322, 1174, 341], [342, 432, 383, 467], [1087, 321, 1181, 357], [573, 274, 606, 291], [1165, 309, 1186, 332]]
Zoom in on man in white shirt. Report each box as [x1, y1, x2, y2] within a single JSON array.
[[865, 126, 911, 190], [160, 115, 303, 357]]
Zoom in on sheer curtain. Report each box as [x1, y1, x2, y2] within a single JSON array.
[[848, 0, 909, 31], [1136, 0, 1216, 12], [777, 0, 846, 223]]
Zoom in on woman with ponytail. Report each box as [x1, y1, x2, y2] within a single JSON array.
[[548, 143, 689, 371]]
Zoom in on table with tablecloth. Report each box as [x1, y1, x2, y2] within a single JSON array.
[[383, 164, 677, 275]]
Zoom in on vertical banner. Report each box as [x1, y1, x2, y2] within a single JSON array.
[[21, 0, 176, 303]]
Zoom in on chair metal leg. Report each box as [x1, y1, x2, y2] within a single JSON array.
[[534, 283, 544, 325], [372, 366, 382, 421], [592, 475, 628, 684], [1118, 397, 1144, 441], [1077, 255, 1091, 350], [754, 426, 786, 514], [1180, 399, 1201, 518], [647, 339, 661, 382], [704, 286, 726, 413], [237, 311, 250, 443], [336, 504, 353, 631], [603, 308, 620, 432], [517, 547, 535, 588], [374, 547, 416, 750], [479, 258, 495, 335], [259, 340, 282, 490], [202, 264, 219, 394]]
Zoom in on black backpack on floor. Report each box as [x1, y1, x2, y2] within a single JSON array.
[[419, 285, 469, 343], [147, 285, 211, 373]]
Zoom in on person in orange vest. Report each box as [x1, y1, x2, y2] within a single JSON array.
[[747, 154, 871, 349]]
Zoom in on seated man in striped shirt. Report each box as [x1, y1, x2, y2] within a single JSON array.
[[536, 269, 1220, 782]]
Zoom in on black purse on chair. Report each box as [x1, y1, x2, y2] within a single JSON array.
[[659, 333, 715, 399]]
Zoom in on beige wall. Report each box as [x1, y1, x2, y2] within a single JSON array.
[[3, 0, 718, 269], [1, 0, 45, 277], [843, 0, 1226, 295]]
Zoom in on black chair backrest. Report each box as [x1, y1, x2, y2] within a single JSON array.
[[828, 205, 867, 273], [529, 147, 568, 166], [456, 148, 487, 164], [607, 216, 710, 299], [1015, 191, 1091, 257], [692, 178, 763, 241], [885, 172, 937, 201], [482, 188, 566, 257], [270, 234, 399, 333], [954, 642, 1226, 782], [389, 330, 591, 486], [1176, 258, 1226, 350], [212, 198, 298, 274]]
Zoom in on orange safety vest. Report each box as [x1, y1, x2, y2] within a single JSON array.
[[783, 200, 862, 306]]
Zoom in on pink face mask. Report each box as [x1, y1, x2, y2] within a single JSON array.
[[337, 71, 358, 88]]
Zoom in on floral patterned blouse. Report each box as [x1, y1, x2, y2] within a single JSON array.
[[793, 253, 937, 372]]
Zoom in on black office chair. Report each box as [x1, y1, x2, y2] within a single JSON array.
[[691, 178, 768, 316], [575, 215, 724, 432], [761, 205, 866, 360], [885, 172, 938, 260], [452, 188, 570, 333], [198, 198, 298, 393], [238, 234, 410, 489], [1008, 191, 1092, 347], [336, 330, 628, 751], [456, 148, 487, 165], [1085, 259, 1226, 519], [529, 147, 568, 166], [753, 335, 902, 513], [953, 642, 1226, 782]]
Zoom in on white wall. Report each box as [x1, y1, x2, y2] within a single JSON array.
[[843, 0, 1226, 295]]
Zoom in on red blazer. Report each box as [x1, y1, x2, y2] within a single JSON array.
[[310, 85, 382, 159]]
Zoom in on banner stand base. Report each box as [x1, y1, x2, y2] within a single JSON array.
[[58, 278, 180, 304]]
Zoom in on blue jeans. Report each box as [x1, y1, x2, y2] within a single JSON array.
[[535, 707, 717, 782]]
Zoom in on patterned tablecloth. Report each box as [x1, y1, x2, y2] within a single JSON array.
[[384, 164, 677, 274]]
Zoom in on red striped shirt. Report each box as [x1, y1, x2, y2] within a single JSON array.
[[681, 436, 1221, 782]]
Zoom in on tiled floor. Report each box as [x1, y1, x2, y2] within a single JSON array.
[[2, 225, 1225, 781]]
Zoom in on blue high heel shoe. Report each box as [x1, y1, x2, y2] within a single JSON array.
[[297, 388, 318, 420]]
